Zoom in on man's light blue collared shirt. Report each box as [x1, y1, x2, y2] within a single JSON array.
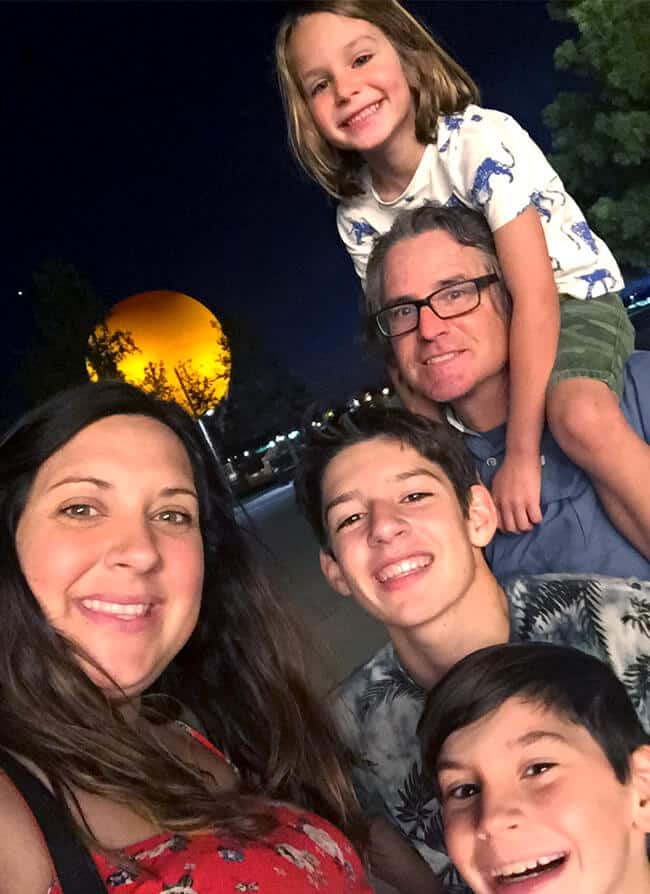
[[449, 351, 650, 583]]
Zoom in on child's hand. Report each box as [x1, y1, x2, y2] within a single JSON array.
[[490, 454, 543, 533]]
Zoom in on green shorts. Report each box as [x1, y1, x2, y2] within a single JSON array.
[[549, 292, 635, 398]]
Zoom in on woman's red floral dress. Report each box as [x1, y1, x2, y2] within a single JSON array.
[[48, 727, 373, 894]]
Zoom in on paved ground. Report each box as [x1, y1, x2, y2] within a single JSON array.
[[242, 482, 388, 695]]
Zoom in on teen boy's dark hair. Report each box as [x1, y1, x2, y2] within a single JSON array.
[[294, 406, 479, 550], [419, 641, 650, 786]]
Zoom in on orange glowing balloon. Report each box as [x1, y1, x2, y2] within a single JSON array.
[[87, 290, 231, 416]]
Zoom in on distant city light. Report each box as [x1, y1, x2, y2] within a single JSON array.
[[243, 450, 250, 457], [276, 434, 285, 442], [381, 387, 390, 395], [363, 392, 372, 402], [288, 430, 300, 440], [203, 408, 215, 416], [351, 398, 361, 408], [17, 290, 23, 296]]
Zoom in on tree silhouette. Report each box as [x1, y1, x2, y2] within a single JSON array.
[[12, 260, 105, 404], [544, 0, 650, 271], [141, 359, 176, 402], [86, 322, 141, 381], [175, 358, 228, 417], [216, 312, 314, 449]]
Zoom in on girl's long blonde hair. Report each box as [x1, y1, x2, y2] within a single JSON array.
[[276, 0, 480, 199]]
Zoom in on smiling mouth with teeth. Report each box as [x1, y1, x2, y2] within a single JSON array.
[[493, 853, 567, 886], [342, 101, 381, 128], [375, 555, 432, 583], [81, 599, 153, 619]]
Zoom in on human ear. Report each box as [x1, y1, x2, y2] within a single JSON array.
[[319, 549, 352, 598], [466, 484, 498, 548], [630, 745, 650, 832]]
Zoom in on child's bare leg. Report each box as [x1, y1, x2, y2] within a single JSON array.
[[547, 377, 650, 560]]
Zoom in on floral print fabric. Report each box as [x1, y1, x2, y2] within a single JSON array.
[[48, 728, 372, 894]]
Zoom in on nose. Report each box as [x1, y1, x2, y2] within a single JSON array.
[[104, 516, 161, 573], [476, 786, 522, 842], [333, 71, 360, 104], [418, 304, 450, 340], [367, 500, 408, 545]]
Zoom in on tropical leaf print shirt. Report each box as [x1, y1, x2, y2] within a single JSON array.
[[337, 104, 623, 299], [332, 574, 650, 892]]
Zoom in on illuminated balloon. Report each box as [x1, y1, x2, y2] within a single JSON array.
[[86, 290, 231, 416]]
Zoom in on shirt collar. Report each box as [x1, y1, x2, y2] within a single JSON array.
[[445, 404, 479, 436]]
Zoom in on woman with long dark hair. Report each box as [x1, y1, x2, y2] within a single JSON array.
[[0, 380, 369, 892]]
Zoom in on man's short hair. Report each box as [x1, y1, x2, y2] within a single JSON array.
[[364, 203, 512, 355], [294, 405, 479, 551], [419, 641, 650, 786]]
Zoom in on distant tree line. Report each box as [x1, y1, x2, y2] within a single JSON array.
[[544, 0, 650, 274]]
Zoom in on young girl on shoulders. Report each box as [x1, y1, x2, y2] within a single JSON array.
[[275, 0, 650, 559]]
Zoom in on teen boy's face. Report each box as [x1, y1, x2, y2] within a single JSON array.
[[436, 698, 650, 894], [319, 436, 494, 631]]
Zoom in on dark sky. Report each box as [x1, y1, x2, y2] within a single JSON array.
[[2, 1, 576, 414]]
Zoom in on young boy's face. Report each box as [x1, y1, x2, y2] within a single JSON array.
[[436, 697, 650, 894]]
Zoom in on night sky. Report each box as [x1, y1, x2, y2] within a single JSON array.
[[3, 1, 576, 418]]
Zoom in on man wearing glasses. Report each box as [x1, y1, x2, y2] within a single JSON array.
[[363, 203, 650, 582]]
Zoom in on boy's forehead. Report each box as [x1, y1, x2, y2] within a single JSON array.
[[438, 697, 597, 766], [321, 436, 453, 504]]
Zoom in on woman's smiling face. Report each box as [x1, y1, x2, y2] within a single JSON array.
[[15, 413, 204, 697]]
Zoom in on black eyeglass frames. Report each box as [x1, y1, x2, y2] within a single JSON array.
[[374, 273, 500, 337]]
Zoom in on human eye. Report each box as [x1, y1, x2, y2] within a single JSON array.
[[334, 512, 364, 533], [309, 78, 328, 97], [352, 52, 373, 68], [154, 508, 195, 527], [443, 781, 480, 802], [60, 503, 100, 520], [523, 762, 556, 778], [386, 303, 416, 322], [402, 491, 431, 503], [440, 282, 474, 303]]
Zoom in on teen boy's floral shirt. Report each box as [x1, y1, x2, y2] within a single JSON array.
[[332, 574, 650, 893]]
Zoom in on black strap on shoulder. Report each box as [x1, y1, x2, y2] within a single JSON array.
[[0, 748, 105, 893]]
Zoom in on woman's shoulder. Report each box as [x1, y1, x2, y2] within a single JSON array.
[[0, 767, 55, 889]]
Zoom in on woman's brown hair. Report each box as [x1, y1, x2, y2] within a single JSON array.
[[0, 381, 364, 860], [276, 0, 479, 198]]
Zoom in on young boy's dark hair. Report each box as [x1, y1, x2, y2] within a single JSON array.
[[294, 406, 479, 549], [419, 641, 649, 785]]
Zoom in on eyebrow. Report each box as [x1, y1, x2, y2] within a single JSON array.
[[383, 275, 474, 306], [436, 729, 572, 773], [323, 467, 444, 519], [47, 476, 198, 500], [515, 730, 571, 748], [300, 35, 378, 81]]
